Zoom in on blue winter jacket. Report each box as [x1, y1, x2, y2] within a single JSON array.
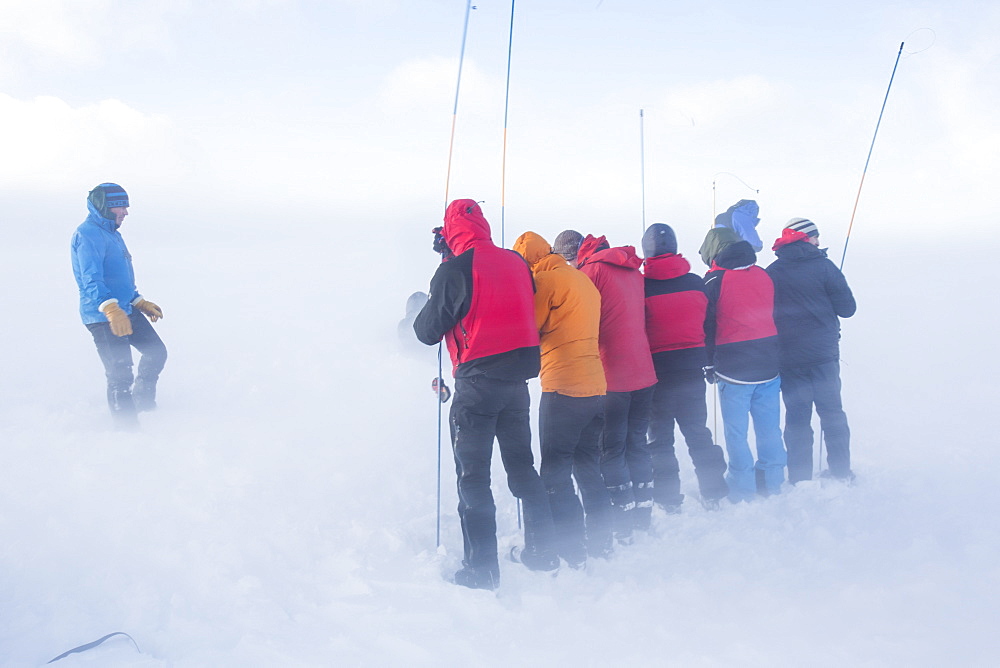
[[71, 201, 139, 324]]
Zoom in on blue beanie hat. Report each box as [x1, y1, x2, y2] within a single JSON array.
[[89, 183, 129, 210]]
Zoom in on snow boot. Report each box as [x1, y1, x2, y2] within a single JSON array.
[[607, 483, 636, 546], [820, 469, 856, 486], [108, 388, 138, 431], [633, 481, 654, 531], [509, 545, 560, 572], [653, 476, 685, 513], [696, 469, 729, 504], [132, 376, 157, 412], [587, 532, 614, 560], [700, 497, 722, 511], [453, 563, 499, 591]]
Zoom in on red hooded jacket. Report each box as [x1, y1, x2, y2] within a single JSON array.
[[413, 200, 540, 378], [577, 236, 656, 392]]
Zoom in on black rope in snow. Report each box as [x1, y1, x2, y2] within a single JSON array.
[[48, 632, 141, 663]]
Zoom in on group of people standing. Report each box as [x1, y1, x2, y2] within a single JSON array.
[[413, 198, 856, 591], [68, 184, 856, 593]]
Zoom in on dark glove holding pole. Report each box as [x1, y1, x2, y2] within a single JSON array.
[[431, 377, 451, 403], [703, 366, 717, 385], [432, 226, 454, 261]]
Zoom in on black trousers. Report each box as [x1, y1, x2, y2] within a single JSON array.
[[449, 375, 554, 571], [86, 310, 167, 407], [648, 368, 728, 502], [600, 386, 654, 506], [780, 360, 851, 481], [539, 392, 610, 562]]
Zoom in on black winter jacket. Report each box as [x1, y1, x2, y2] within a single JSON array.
[[766, 241, 856, 368]]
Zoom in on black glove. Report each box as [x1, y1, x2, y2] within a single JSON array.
[[703, 366, 717, 385], [432, 227, 453, 260], [431, 377, 451, 403]]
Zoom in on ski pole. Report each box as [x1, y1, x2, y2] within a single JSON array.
[[500, 0, 516, 248], [499, 0, 524, 530], [436, 344, 444, 546], [640, 109, 646, 234], [443, 0, 474, 207], [840, 42, 904, 271], [436, 0, 474, 548]]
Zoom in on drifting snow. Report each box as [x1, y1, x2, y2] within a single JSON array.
[[1, 224, 996, 666]]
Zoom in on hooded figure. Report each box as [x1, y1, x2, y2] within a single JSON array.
[[513, 231, 612, 564], [413, 200, 557, 590], [71, 183, 167, 429], [702, 228, 785, 502], [576, 234, 657, 541], [714, 199, 763, 252], [699, 226, 743, 268], [513, 232, 605, 397], [767, 218, 856, 483], [641, 224, 729, 507]]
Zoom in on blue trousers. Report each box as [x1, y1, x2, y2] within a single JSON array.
[[717, 377, 786, 502]]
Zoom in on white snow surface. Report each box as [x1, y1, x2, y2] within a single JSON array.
[[1, 220, 997, 666]]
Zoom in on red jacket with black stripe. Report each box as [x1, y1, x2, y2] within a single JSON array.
[[703, 241, 779, 383], [413, 200, 541, 379], [643, 253, 709, 375]]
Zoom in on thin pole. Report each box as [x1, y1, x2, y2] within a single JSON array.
[[640, 109, 646, 233], [436, 344, 444, 547], [712, 172, 759, 224], [500, 0, 516, 248], [840, 42, 904, 270], [444, 0, 474, 207], [436, 0, 474, 548], [500, 0, 523, 529]]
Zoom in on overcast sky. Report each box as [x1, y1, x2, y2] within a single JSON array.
[[2, 0, 997, 256]]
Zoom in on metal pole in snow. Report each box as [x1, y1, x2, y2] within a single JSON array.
[[436, 0, 474, 548], [443, 0, 474, 208], [500, 0, 523, 529], [640, 109, 646, 233], [501, 0, 516, 249], [840, 42, 905, 271]]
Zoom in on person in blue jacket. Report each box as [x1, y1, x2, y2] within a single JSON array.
[[71, 183, 167, 428]]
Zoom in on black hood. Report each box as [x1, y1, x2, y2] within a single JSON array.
[[714, 240, 757, 269]]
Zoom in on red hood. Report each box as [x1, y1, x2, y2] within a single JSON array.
[[772, 228, 810, 251], [443, 199, 493, 255], [643, 253, 691, 280], [578, 234, 642, 270]]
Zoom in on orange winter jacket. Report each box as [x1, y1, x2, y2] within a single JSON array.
[[513, 232, 606, 397]]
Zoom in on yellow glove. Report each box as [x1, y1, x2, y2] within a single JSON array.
[[133, 298, 163, 322], [100, 301, 133, 337]]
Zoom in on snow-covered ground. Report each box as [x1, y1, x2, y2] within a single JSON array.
[[1, 216, 997, 666]]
